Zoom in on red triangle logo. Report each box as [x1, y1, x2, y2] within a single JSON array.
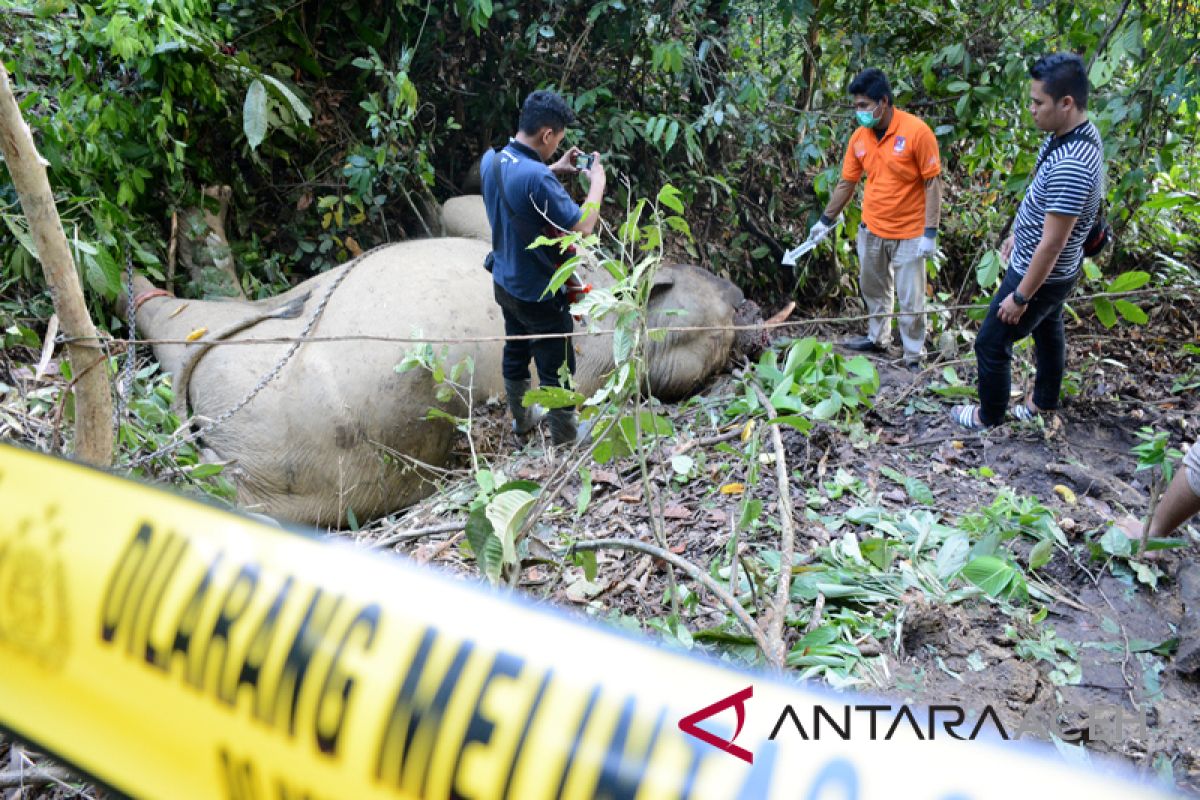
[[678, 686, 754, 764]]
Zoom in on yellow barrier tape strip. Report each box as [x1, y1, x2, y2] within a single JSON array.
[[0, 444, 1176, 799]]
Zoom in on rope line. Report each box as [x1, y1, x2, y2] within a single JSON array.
[[57, 287, 1172, 349]]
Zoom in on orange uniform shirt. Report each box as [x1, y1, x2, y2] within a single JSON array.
[[841, 108, 941, 240]]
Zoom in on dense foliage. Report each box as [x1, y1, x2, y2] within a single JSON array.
[[1, 0, 1198, 313]]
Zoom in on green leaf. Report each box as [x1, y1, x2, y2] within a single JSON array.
[[243, 79, 269, 151], [656, 184, 685, 214], [664, 119, 679, 152], [1114, 300, 1148, 324], [936, 533, 970, 580], [812, 393, 843, 420], [770, 415, 814, 434], [962, 555, 1019, 599], [737, 498, 763, 531], [904, 476, 934, 505], [466, 506, 504, 583], [1106, 271, 1150, 293], [187, 463, 224, 479], [576, 467, 592, 517], [791, 625, 839, 653], [975, 250, 1001, 288], [261, 75, 313, 125], [542, 259, 579, 298], [1093, 297, 1117, 328], [571, 549, 598, 581], [1029, 539, 1053, 570], [475, 469, 496, 496], [523, 386, 585, 409], [860, 538, 895, 570], [1099, 526, 1133, 558], [485, 489, 536, 568], [946, 80, 971, 92]]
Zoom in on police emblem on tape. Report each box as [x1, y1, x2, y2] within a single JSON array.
[[0, 504, 70, 671]]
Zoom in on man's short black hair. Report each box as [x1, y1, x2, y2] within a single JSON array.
[[1030, 53, 1089, 110], [519, 90, 576, 135], [848, 68, 893, 104]]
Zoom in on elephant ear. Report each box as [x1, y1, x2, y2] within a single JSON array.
[[661, 263, 745, 310], [648, 271, 677, 303]]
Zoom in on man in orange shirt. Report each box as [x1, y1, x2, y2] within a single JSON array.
[[807, 69, 943, 369]]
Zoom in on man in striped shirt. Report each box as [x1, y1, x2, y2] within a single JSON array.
[[954, 53, 1104, 428]]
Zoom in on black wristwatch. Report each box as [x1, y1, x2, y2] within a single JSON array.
[[1012, 289, 1029, 306]]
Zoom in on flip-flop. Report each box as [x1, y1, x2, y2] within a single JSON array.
[[1010, 402, 1041, 423], [951, 404, 987, 430]]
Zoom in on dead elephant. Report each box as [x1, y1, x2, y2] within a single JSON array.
[[130, 237, 781, 527]]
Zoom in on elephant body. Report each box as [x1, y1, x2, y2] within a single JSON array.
[[441, 195, 491, 242], [134, 237, 763, 526]]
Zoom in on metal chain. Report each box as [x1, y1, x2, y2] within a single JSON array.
[[113, 249, 136, 436], [129, 246, 382, 471]]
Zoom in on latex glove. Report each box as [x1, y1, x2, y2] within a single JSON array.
[[807, 218, 834, 244], [917, 235, 937, 258]]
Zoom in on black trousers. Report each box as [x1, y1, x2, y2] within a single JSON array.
[[494, 282, 576, 388], [974, 268, 1077, 426]]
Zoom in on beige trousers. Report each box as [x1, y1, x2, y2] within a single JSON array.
[[856, 225, 927, 358]]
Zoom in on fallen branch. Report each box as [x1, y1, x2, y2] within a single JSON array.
[[750, 379, 798, 670], [568, 538, 773, 659], [0, 766, 75, 789], [371, 521, 464, 549]]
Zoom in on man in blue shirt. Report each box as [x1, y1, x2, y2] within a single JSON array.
[[953, 53, 1103, 429], [482, 90, 606, 445]]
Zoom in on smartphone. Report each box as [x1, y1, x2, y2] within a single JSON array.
[[574, 153, 594, 171]]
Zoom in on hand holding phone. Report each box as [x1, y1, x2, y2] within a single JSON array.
[[574, 153, 594, 171]]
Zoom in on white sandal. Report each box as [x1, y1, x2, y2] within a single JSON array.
[[951, 404, 987, 430], [1010, 402, 1041, 422]]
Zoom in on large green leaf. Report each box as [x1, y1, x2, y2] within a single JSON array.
[[935, 533, 970, 580], [485, 489, 536, 568], [1093, 297, 1117, 328], [243, 79, 269, 150], [975, 249, 1002, 288], [523, 386, 586, 409], [656, 183, 684, 214], [261, 75, 312, 125], [1114, 300, 1148, 324], [466, 506, 504, 584], [1106, 270, 1151, 293], [963, 555, 1021, 599]]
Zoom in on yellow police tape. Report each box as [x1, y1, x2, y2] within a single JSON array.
[[0, 444, 1176, 799]]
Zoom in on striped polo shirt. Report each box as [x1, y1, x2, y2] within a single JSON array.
[[1010, 121, 1104, 284]]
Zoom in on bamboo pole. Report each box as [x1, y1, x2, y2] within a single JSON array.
[[0, 62, 113, 466]]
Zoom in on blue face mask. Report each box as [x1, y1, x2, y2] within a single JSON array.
[[856, 104, 880, 128]]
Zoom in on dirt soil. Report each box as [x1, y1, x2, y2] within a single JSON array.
[[367, 304, 1200, 795], [2, 298, 1197, 797]]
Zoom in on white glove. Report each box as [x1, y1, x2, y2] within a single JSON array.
[[917, 235, 937, 258], [808, 218, 834, 244]]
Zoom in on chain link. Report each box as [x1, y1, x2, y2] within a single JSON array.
[[129, 246, 381, 471], [113, 250, 136, 436]]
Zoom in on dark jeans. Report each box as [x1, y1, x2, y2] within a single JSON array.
[[975, 268, 1077, 426], [494, 281, 575, 387]]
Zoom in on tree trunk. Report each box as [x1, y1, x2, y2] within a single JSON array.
[[0, 62, 113, 466]]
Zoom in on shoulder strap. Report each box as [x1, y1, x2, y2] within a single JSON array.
[[1033, 127, 1100, 179], [491, 147, 520, 219]]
